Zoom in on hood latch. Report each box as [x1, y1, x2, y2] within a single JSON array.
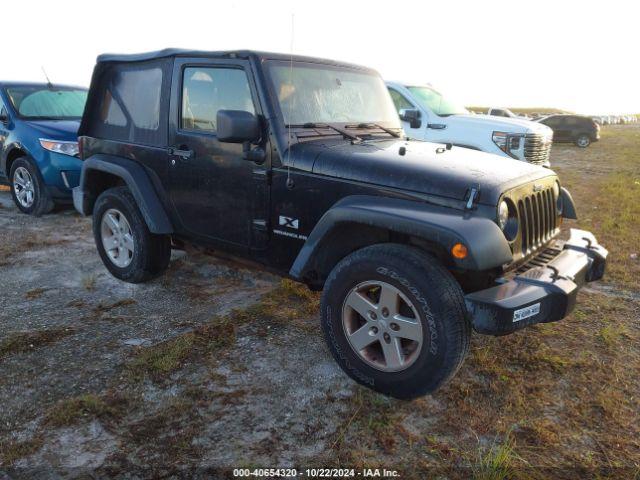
[[465, 183, 480, 210]]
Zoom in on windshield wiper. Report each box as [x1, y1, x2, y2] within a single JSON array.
[[353, 123, 402, 138], [287, 123, 362, 143]]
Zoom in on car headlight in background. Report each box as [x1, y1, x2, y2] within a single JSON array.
[[498, 198, 519, 241], [39, 139, 80, 157], [492, 131, 523, 159]]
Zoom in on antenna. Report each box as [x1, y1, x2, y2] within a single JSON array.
[[285, 13, 295, 189], [41, 67, 53, 89]]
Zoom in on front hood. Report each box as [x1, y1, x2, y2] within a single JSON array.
[[298, 139, 556, 206], [22, 119, 80, 142], [453, 114, 553, 135]]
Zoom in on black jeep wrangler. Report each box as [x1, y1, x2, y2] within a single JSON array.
[[74, 49, 607, 399]]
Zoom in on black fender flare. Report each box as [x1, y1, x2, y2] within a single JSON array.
[[560, 187, 577, 220], [77, 154, 173, 234], [289, 195, 512, 280]]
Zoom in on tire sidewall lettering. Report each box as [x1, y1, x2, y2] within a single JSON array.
[[376, 266, 438, 355]]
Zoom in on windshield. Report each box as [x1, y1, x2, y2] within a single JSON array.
[[267, 61, 400, 127], [6, 86, 87, 119], [407, 86, 468, 116]]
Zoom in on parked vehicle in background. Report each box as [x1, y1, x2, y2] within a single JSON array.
[[0, 82, 87, 215], [73, 49, 607, 399], [536, 114, 600, 147], [488, 107, 515, 118], [386, 82, 553, 166]]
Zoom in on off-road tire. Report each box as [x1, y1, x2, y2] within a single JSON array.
[[575, 134, 591, 148], [321, 243, 471, 399], [93, 186, 171, 283], [9, 157, 54, 216]]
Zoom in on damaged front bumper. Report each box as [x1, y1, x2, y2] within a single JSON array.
[[465, 229, 608, 335]]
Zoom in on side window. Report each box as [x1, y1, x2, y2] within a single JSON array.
[[387, 88, 413, 114], [86, 59, 170, 147], [103, 68, 162, 129], [181, 67, 255, 133]]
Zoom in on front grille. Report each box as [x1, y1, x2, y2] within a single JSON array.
[[523, 134, 552, 165], [516, 187, 557, 254]]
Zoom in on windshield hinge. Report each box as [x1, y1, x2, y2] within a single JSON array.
[[465, 184, 480, 210]]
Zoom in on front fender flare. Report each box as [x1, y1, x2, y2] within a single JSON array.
[[290, 195, 512, 279], [77, 154, 173, 234]]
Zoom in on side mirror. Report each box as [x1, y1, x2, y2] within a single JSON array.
[[216, 110, 260, 143], [399, 108, 421, 129], [0, 112, 8, 124]]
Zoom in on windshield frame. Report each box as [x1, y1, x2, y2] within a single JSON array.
[[4, 85, 88, 120], [263, 60, 402, 131], [406, 85, 469, 117]]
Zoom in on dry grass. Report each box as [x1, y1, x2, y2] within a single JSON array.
[[0, 328, 74, 359], [25, 287, 49, 300], [82, 273, 97, 291], [93, 298, 136, 314], [126, 279, 318, 382], [44, 392, 128, 428], [0, 436, 43, 467]]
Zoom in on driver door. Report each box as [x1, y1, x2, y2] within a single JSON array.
[[167, 58, 269, 249]]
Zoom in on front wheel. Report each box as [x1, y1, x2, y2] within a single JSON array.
[[575, 134, 591, 148], [321, 244, 471, 399], [93, 187, 171, 283], [9, 157, 54, 216]]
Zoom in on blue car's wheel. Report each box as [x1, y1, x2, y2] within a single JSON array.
[[9, 157, 54, 216]]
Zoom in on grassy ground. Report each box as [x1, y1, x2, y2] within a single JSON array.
[[1, 126, 638, 478]]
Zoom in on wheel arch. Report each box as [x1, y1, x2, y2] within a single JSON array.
[[4, 144, 30, 178], [77, 154, 173, 234], [290, 195, 513, 288]]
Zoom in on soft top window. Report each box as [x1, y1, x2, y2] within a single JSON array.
[[81, 59, 171, 147]]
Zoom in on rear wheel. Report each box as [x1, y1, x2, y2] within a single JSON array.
[[321, 244, 471, 399], [575, 134, 591, 148], [9, 157, 54, 216], [93, 187, 171, 283]]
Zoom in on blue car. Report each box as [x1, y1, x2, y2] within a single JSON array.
[[0, 82, 87, 215]]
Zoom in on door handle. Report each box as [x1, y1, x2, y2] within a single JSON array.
[[427, 123, 447, 130], [168, 147, 194, 159]]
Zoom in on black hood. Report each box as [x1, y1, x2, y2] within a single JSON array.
[[291, 139, 557, 206]]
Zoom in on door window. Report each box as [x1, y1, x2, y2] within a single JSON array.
[[181, 67, 255, 133], [388, 88, 413, 114]]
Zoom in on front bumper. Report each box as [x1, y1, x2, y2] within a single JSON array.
[[465, 229, 607, 335]]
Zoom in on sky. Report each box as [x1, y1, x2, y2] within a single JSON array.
[[1, 0, 637, 115]]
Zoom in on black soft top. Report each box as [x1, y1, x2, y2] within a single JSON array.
[[96, 49, 374, 72]]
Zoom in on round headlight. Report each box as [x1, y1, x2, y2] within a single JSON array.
[[498, 201, 509, 229], [554, 181, 563, 214], [498, 199, 519, 241]]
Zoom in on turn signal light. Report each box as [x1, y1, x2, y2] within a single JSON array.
[[451, 243, 468, 259]]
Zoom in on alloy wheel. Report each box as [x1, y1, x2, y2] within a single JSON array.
[[342, 280, 423, 372], [101, 208, 135, 268], [13, 167, 35, 208], [577, 135, 590, 147]]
